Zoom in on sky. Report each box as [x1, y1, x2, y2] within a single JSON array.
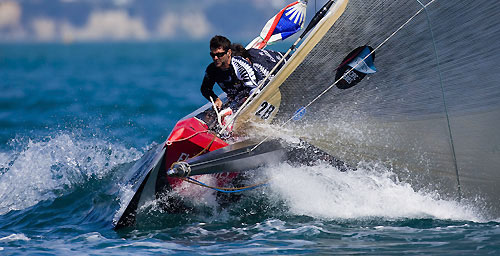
[[0, 0, 324, 43]]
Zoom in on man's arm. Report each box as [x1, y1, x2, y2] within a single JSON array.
[[200, 69, 222, 109], [201, 70, 218, 101]]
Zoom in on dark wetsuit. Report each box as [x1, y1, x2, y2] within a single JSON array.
[[247, 48, 286, 84], [201, 56, 259, 110]]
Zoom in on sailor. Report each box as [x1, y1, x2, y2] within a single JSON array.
[[201, 35, 260, 111], [231, 43, 287, 86]]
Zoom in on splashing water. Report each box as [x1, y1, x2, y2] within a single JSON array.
[[266, 161, 483, 222], [0, 133, 142, 215], [244, 122, 483, 221]]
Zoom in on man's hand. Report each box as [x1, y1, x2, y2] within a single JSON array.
[[215, 98, 223, 110]]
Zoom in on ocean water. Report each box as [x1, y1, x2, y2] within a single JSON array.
[[0, 42, 499, 255]]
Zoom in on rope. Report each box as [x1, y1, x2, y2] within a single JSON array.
[[416, 0, 461, 201], [167, 129, 217, 172], [220, 25, 304, 134], [181, 177, 270, 193], [166, 130, 213, 146], [166, 128, 270, 193], [249, 0, 437, 152]]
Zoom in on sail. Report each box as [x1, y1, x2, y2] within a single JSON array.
[[236, 0, 500, 216]]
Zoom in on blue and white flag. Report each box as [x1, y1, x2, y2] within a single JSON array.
[[247, 0, 308, 49]]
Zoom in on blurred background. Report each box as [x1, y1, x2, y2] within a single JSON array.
[[0, 0, 322, 43], [1, 1, 499, 254], [0, 0, 324, 149]]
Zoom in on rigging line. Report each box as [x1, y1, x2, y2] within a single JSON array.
[[219, 41, 295, 134], [250, 0, 437, 152], [166, 130, 212, 146], [416, 0, 462, 200], [182, 177, 270, 193]]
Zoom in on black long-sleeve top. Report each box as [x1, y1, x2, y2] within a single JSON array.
[[200, 56, 258, 102]]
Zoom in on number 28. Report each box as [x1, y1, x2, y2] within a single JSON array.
[[255, 101, 276, 120]]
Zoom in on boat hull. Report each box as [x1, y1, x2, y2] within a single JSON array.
[[113, 117, 241, 229]]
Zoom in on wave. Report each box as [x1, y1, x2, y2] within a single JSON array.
[[0, 133, 142, 215]]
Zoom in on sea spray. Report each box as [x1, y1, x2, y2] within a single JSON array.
[[115, 173, 225, 230], [0, 133, 142, 215], [266, 161, 483, 222], [123, 174, 221, 216]]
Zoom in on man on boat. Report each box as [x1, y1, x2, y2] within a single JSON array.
[[201, 35, 260, 111]]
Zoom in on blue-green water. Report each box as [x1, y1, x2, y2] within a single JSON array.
[[0, 43, 499, 255]]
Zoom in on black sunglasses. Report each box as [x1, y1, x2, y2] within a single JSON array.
[[210, 51, 227, 58]]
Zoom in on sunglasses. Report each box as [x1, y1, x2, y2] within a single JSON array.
[[210, 50, 227, 58]]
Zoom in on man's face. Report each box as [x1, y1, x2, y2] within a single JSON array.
[[210, 47, 231, 69]]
